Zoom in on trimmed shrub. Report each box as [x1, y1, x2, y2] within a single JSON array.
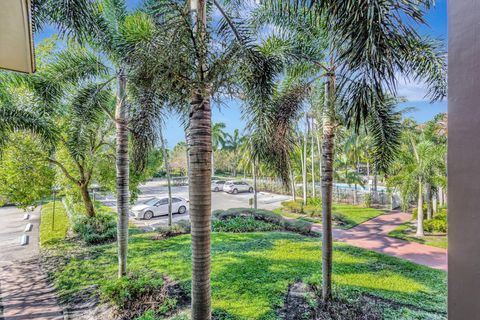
[[213, 208, 284, 225], [212, 216, 281, 233], [280, 200, 303, 213], [303, 204, 321, 217], [212, 208, 316, 236], [283, 219, 313, 236], [155, 221, 191, 239], [424, 213, 448, 233], [72, 212, 117, 244]]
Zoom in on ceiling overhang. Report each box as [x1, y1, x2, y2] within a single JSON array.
[[0, 0, 35, 73]]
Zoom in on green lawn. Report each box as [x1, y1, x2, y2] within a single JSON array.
[[39, 201, 70, 246], [45, 231, 446, 319], [388, 223, 448, 249], [275, 203, 385, 229]]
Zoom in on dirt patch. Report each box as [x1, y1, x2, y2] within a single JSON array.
[[278, 282, 317, 320], [278, 282, 383, 320]]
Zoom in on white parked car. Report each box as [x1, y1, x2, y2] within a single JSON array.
[[211, 180, 226, 192], [223, 181, 254, 194], [131, 197, 189, 220]]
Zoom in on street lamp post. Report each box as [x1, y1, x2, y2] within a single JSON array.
[[51, 185, 61, 231]]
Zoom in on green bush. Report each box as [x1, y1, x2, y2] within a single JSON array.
[[72, 211, 117, 244], [102, 270, 176, 319], [213, 216, 281, 233], [283, 219, 313, 236], [280, 200, 303, 213], [303, 204, 321, 217], [157, 220, 191, 237], [213, 208, 284, 225], [102, 271, 165, 307], [424, 213, 448, 233], [306, 197, 322, 206]]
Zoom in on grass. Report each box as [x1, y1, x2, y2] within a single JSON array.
[[388, 222, 448, 249], [275, 203, 385, 229], [331, 204, 385, 229], [39, 201, 70, 246], [45, 231, 447, 320]]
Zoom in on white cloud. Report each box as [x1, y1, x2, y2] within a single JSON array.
[[397, 77, 430, 102]]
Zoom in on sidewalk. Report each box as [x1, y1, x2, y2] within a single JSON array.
[[0, 206, 63, 320], [312, 211, 448, 270]]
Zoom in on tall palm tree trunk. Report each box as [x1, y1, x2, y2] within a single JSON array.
[[253, 159, 258, 209], [321, 73, 336, 302], [302, 113, 308, 204], [160, 128, 173, 226], [115, 68, 129, 277], [188, 90, 212, 320], [425, 183, 432, 220], [416, 178, 425, 237], [438, 186, 444, 207], [310, 116, 316, 198], [432, 192, 437, 215], [289, 162, 296, 201]]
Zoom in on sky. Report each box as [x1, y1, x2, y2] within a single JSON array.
[[35, 0, 448, 148]]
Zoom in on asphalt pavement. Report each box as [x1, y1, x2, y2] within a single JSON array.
[[98, 179, 291, 230]]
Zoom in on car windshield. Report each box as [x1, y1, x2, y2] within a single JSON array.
[[144, 198, 159, 206]]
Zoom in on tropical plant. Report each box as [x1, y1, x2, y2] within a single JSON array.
[[127, 1, 280, 318], [258, 0, 447, 301]]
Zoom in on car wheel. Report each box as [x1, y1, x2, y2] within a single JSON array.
[[215, 187, 219, 192], [249, 187, 254, 193], [233, 189, 238, 194], [178, 206, 187, 214], [143, 211, 153, 220]]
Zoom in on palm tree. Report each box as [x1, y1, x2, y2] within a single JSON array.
[[0, 46, 115, 217], [127, 1, 280, 318], [36, 1, 163, 277], [259, 0, 447, 301], [224, 129, 245, 176], [212, 122, 226, 176]]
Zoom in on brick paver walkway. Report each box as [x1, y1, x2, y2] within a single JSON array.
[[312, 211, 448, 271], [0, 206, 63, 320]]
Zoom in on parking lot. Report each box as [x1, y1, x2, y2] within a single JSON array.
[[99, 179, 291, 230]]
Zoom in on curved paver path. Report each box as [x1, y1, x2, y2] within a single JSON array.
[[311, 211, 448, 271], [0, 206, 63, 320]]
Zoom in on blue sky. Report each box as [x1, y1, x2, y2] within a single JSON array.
[[35, 0, 447, 147]]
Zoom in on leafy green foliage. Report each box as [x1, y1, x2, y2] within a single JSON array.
[[72, 208, 117, 244], [0, 133, 55, 208], [47, 232, 447, 319], [424, 213, 447, 234], [213, 216, 281, 233], [101, 270, 165, 307], [40, 201, 70, 246]]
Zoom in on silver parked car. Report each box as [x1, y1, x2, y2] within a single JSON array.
[[223, 181, 254, 194], [131, 197, 189, 220], [211, 180, 226, 192]]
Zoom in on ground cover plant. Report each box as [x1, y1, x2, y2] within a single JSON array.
[[39, 201, 70, 246], [277, 200, 385, 229], [41, 230, 447, 320]]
